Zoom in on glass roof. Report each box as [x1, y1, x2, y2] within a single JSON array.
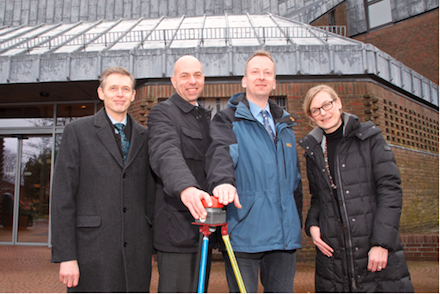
[[0, 13, 436, 106], [0, 14, 358, 56]]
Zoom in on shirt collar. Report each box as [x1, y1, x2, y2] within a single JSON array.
[[107, 113, 127, 126], [248, 100, 272, 120]]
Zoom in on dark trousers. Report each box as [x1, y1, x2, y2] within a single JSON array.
[[224, 250, 297, 293], [157, 250, 213, 293]]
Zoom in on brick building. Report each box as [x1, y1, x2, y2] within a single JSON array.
[[0, 0, 438, 261]]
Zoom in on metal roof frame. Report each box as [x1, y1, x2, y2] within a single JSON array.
[[0, 13, 437, 107]]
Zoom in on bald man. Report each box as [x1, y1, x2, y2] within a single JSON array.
[[148, 56, 214, 292]]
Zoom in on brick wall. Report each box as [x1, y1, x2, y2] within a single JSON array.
[[353, 9, 439, 85], [134, 80, 439, 261], [311, 6, 439, 84], [311, 2, 348, 27], [401, 234, 439, 261]]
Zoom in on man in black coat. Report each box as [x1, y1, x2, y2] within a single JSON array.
[[51, 67, 155, 292], [147, 55, 214, 292]]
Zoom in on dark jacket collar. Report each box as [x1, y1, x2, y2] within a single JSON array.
[[169, 92, 200, 114]]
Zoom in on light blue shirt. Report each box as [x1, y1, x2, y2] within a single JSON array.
[[248, 100, 276, 135], [107, 113, 127, 134]]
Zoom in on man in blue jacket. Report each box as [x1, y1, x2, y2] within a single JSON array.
[[206, 50, 303, 293]]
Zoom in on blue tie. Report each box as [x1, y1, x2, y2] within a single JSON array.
[[261, 110, 276, 144], [114, 123, 129, 163]]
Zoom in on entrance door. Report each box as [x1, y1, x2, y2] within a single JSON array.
[[0, 135, 52, 245]]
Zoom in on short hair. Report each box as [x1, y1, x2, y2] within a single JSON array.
[[99, 67, 136, 90], [244, 50, 276, 77], [303, 85, 340, 116]]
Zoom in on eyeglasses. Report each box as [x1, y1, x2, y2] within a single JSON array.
[[310, 100, 337, 117]]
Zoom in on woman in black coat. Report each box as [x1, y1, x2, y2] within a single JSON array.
[[298, 85, 414, 292]]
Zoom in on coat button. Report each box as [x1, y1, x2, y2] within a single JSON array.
[[355, 247, 359, 251], [123, 207, 127, 213], [322, 169, 326, 172], [123, 173, 127, 178], [311, 152, 314, 155], [346, 190, 350, 194], [342, 164, 345, 168], [306, 146, 309, 149], [124, 242, 127, 247], [359, 133, 363, 136], [352, 218, 356, 222]]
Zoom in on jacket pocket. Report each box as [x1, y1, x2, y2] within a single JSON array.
[[76, 215, 101, 228], [180, 126, 205, 161]]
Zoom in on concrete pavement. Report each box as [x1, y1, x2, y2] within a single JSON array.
[[0, 245, 438, 293]]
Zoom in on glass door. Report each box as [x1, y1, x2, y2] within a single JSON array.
[[0, 135, 53, 245], [0, 137, 18, 242], [17, 135, 52, 243]]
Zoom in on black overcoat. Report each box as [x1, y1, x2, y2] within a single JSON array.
[[147, 93, 211, 253], [51, 108, 155, 292], [299, 113, 414, 293]]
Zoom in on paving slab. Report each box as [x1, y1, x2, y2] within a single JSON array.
[[0, 246, 438, 293]]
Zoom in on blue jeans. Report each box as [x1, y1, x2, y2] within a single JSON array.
[[224, 250, 297, 293]]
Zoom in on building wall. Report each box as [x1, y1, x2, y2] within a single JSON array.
[[310, 4, 438, 85], [345, 0, 438, 37], [132, 79, 439, 261], [401, 234, 439, 261], [310, 2, 348, 26], [353, 9, 439, 85]]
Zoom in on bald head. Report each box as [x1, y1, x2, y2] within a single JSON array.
[[171, 55, 205, 105], [173, 55, 202, 76]]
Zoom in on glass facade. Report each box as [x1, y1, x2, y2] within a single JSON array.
[[0, 101, 100, 245]]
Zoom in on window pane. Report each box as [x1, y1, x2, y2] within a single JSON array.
[[368, 0, 392, 29]]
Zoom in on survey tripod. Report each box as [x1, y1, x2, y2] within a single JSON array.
[[192, 197, 246, 293]]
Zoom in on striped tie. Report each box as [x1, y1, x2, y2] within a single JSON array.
[[261, 110, 276, 144]]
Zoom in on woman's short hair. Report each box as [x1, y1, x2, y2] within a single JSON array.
[[303, 84, 340, 116], [99, 67, 136, 90]]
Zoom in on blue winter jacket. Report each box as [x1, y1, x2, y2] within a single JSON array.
[[206, 92, 303, 253]]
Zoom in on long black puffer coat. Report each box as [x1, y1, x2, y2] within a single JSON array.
[[299, 113, 414, 293]]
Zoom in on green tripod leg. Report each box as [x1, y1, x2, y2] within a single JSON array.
[[222, 234, 247, 293]]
